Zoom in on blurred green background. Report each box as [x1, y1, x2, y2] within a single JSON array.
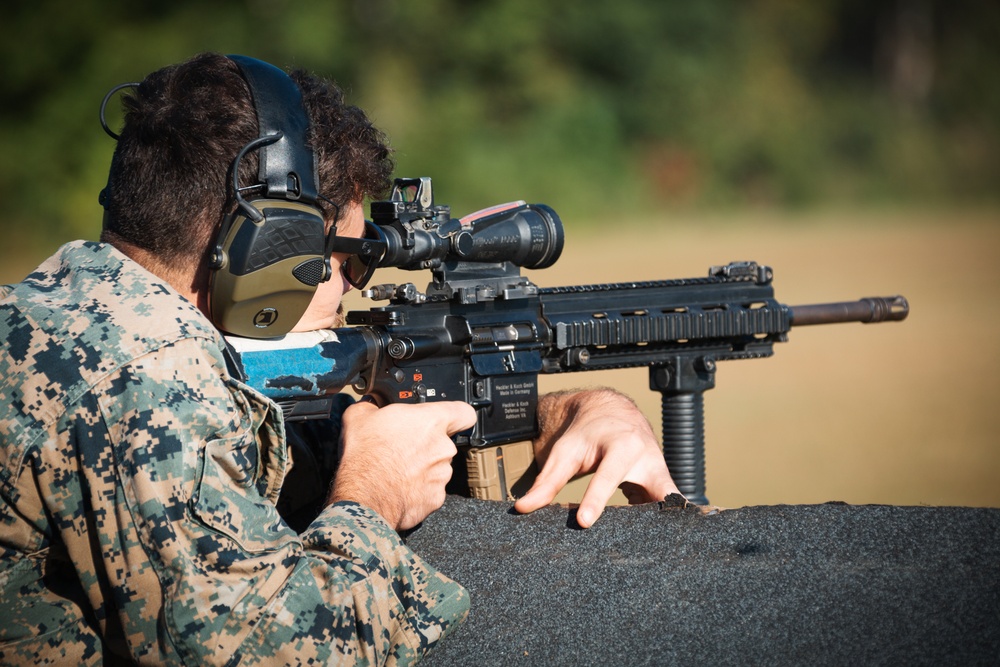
[[2, 0, 997, 250], [2, 0, 998, 507]]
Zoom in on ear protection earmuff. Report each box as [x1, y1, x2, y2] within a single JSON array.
[[208, 55, 334, 339]]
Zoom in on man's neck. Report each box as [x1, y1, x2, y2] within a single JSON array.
[[109, 239, 211, 317]]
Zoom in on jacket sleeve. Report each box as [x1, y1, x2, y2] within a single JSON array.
[[79, 337, 468, 665]]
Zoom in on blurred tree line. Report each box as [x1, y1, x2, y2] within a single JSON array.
[[1, 0, 997, 251]]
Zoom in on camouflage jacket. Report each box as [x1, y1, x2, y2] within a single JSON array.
[[0, 242, 469, 665]]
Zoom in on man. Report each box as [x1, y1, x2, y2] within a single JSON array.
[[0, 53, 676, 664]]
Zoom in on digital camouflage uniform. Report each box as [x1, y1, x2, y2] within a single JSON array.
[[0, 241, 469, 665]]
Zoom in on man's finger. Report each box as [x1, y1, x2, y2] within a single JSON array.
[[353, 399, 477, 434], [513, 479, 559, 515], [405, 400, 477, 434], [343, 399, 379, 421], [575, 456, 635, 528], [513, 444, 582, 514], [619, 481, 661, 505], [440, 401, 478, 434]]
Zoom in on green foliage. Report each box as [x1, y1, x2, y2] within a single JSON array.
[[1, 0, 997, 250]]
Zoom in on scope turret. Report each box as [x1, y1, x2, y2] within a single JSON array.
[[369, 177, 564, 272]]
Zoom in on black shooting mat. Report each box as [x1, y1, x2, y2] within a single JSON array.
[[405, 496, 1000, 666]]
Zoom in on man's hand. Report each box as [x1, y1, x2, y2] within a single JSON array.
[[330, 400, 477, 531], [513, 389, 679, 528]]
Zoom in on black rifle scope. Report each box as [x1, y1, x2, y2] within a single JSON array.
[[369, 177, 564, 272]]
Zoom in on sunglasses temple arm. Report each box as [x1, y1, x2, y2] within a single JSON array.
[[321, 224, 339, 282]]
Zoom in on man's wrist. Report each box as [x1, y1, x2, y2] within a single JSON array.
[[329, 476, 404, 530]]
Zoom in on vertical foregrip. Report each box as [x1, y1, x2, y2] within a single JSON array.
[[661, 392, 709, 505]]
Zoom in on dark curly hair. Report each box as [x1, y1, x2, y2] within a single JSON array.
[[100, 52, 393, 267]]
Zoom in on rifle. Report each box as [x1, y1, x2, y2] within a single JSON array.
[[228, 177, 909, 505]]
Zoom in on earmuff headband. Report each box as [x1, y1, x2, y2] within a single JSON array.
[[227, 55, 319, 204]]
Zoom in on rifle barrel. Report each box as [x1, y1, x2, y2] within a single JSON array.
[[789, 296, 909, 327]]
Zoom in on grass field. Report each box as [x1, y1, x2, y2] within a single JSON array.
[[5, 207, 998, 509]]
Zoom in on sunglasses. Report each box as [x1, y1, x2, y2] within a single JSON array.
[[328, 220, 386, 290]]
